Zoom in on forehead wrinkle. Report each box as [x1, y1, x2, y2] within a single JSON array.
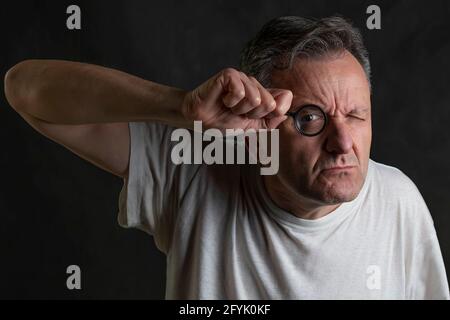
[[272, 54, 371, 113], [334, 78, 349, 115], [319, 71, 369, 115], [294, 78, 365, 116], [337, 78, 371, 114], [290, 66, 331, 109]]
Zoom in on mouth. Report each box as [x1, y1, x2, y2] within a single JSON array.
[[321, 166, 356, 174]]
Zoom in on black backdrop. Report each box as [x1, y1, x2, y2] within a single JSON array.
[[1, 0, 449, 299]]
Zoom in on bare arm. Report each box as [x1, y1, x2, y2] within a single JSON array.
[[4, 59, 188, 125], [4, 59, 187, 178], [4, 60, 292, 178]]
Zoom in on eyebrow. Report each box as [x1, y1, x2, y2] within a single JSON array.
[[348, 107, 370, 115], [290, 103, 369, 115]]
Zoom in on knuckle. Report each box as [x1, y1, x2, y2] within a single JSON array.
[[251, 95, 261, 107], [239, 71, 251, 82], [222, 67, 238, 78], [267, 101, 276, 112], [248, 76, 261, 86], [273, 106, 284, 115], [284, 89, 294, 99], [234, 88, 245, 99]]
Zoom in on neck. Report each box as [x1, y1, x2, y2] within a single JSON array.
[[263, 174, 341, 220]]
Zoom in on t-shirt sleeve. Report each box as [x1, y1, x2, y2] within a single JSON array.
[[402, 180, 450, 300], [406, 233, 450, 300], [117, 121, 199, 253]]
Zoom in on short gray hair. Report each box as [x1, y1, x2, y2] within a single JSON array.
[[239, 15, 371, 90]]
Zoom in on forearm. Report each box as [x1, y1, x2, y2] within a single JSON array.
[[4, 59, 188, 127]]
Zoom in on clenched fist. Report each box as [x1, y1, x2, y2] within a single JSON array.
[[181, 68, 293, 132]]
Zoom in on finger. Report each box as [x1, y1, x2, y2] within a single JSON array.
[[228, 73, 262, 115], [267, 115, 289, 129], [265, 89, 293, 118], [229, 96, 260, 115], [244, 78, 277, 119], [221, 70, 246, 108], [196, 70, 231, 102], [238, 72, 261, 108]]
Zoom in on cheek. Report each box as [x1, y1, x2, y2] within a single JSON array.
[[347, 124, 372, 179], [278, 123, 331, 176], [279, 135, 320, 176], [353, 125, 372, 158]]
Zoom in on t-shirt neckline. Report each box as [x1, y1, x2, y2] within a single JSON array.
[[250, 160, 373, 231]]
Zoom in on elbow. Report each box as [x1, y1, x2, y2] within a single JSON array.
[[4, 63, 20, 110], [4, 60, 40, 113]]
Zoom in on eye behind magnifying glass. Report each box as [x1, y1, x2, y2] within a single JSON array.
[[286, 104, 328, 137]]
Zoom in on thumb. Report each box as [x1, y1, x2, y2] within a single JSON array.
[[267, 115, 288, 129]]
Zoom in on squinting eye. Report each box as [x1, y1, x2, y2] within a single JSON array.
[[349, 115, 365, 121]]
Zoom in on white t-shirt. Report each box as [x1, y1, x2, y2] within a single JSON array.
[[118, 121, 450, 300]]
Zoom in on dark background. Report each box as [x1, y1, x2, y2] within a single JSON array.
[[1, 0, 449, 299]]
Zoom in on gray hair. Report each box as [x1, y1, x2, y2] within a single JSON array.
[[239, 15, 371, 90]]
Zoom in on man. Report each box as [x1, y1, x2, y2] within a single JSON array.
[[4, 15, 449, 299]]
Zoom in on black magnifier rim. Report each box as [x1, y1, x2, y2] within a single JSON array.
[[286, 104, 328, 137]]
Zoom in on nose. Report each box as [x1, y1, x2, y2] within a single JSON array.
[[324, 118, 353, 154]]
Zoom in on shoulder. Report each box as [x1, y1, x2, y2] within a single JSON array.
[[368, 159, 422, 200], [367, 159, 435, 233], [367, 159, 431, 220]]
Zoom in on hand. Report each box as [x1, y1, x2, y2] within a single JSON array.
[[181, 68, 293, 132]]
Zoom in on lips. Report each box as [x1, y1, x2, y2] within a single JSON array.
[[321, 165, 356, 172]]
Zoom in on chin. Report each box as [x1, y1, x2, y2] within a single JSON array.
[[309, 172, 364, 205], [319, 187, 359, 204]]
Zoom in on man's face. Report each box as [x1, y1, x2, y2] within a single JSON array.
[[272, 51, 372, 205]]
